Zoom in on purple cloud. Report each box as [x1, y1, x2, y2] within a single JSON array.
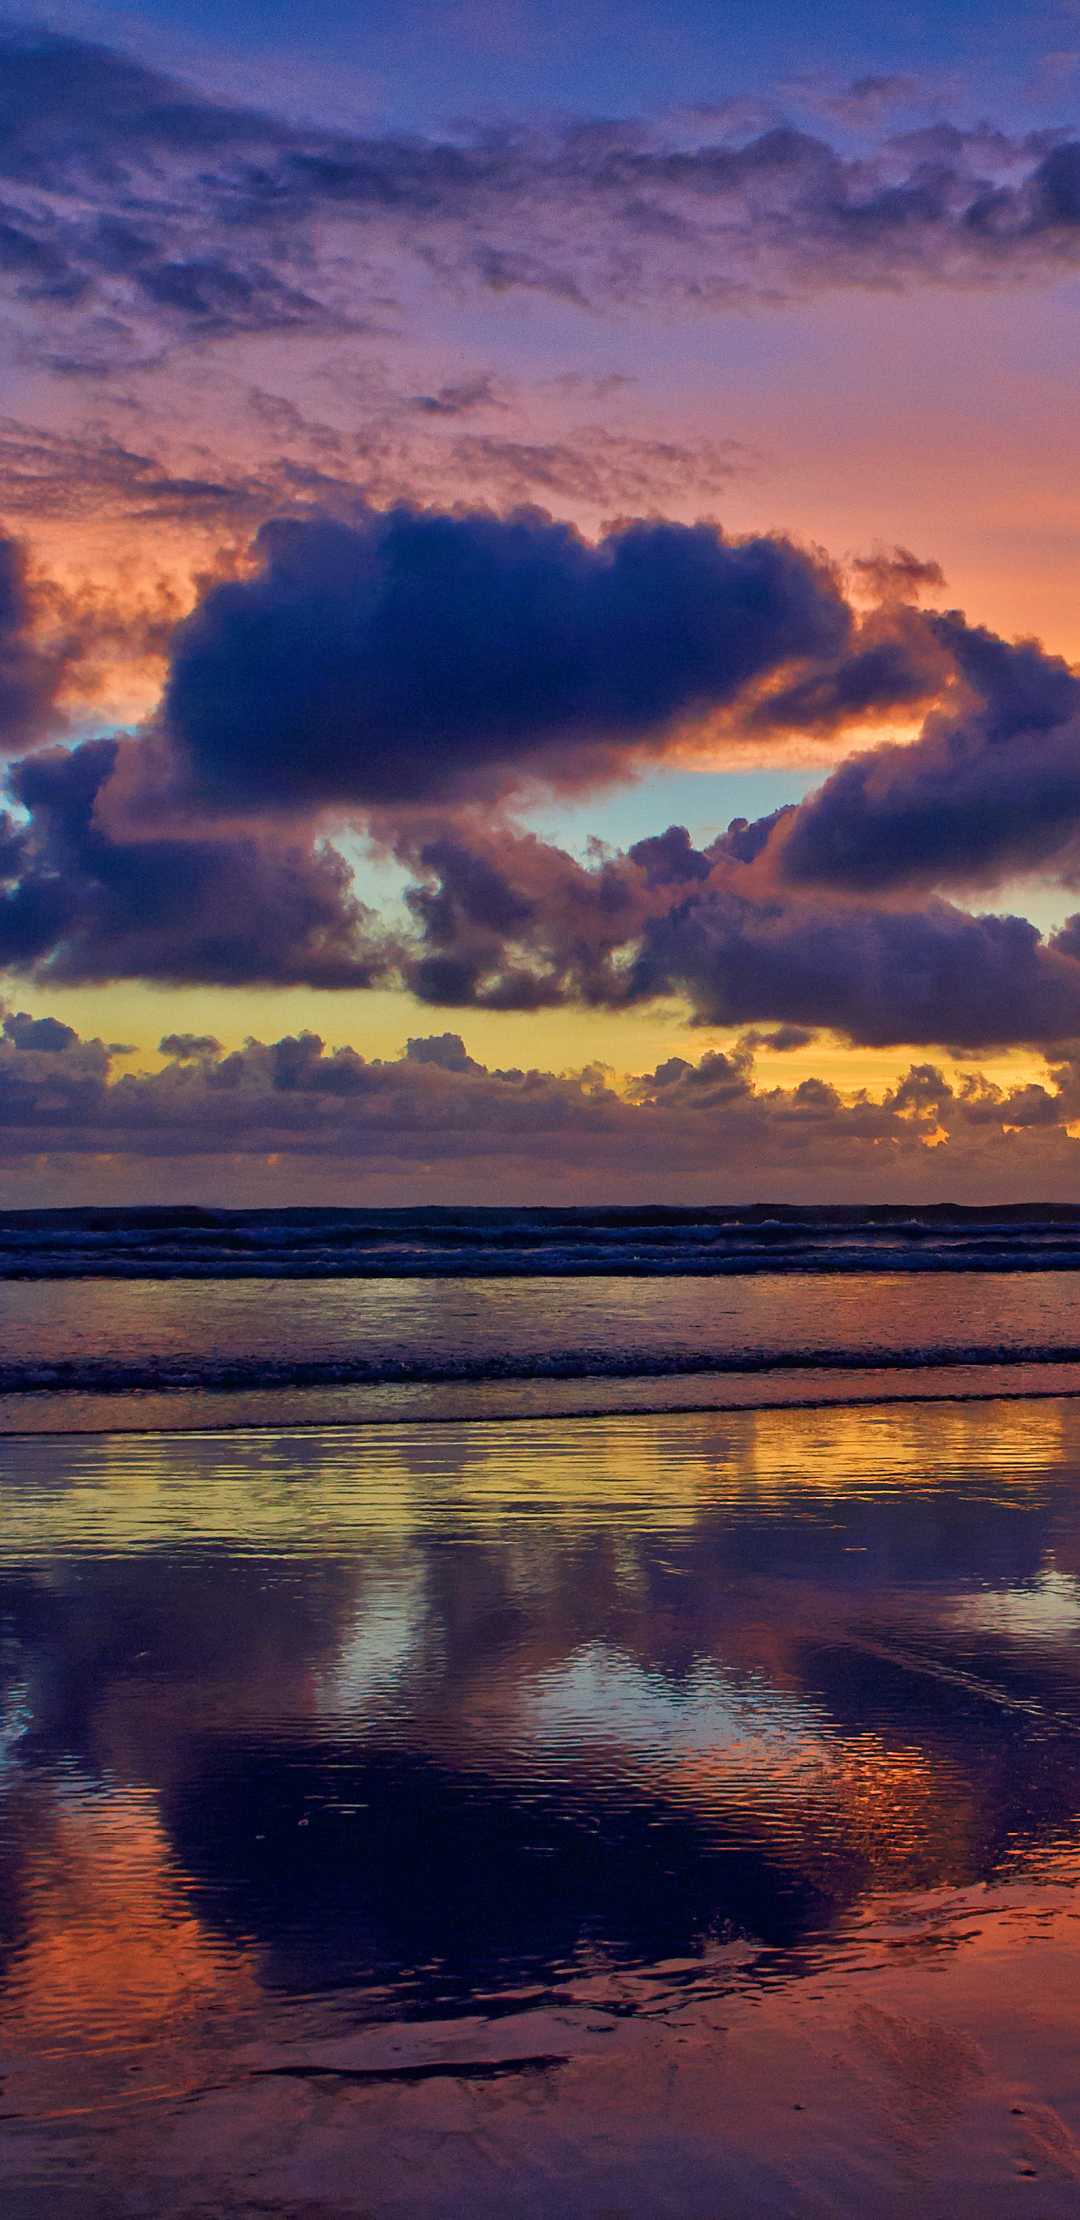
[[164, 506, 938, 810], [0, 740, 393, 987], [778, 618, 1080, 892], [2, 30, 1080, 375]]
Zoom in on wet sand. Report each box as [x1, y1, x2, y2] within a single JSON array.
[[3, 1400, 1080, 2216], [6, 1881, 1080, 2218]]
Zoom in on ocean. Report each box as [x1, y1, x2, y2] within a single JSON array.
[[7, 1205, 1080, 1433], [3, 1211, 1080, 2214]]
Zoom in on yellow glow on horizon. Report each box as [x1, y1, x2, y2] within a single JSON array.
[[7, 976, 1061, 1109]]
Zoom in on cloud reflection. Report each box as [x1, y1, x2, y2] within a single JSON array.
[[2, 1391, 1080, 2129]]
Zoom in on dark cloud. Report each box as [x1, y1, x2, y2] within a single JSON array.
[[745, 629, 946, 738], [3, 1018, 1080, 1201], [631, 884, 1080, 1050], [392, 817, 1080, 1049], [777, 617, 1080, 893], [404, 1031, 484, 1073], [413, 378, 501, 417], [2, 481, 1078, 1053], [627, 825, 713, 889], [0, 739, 393, 987], [164, 506, 859, 809], [0, 30, 332, 361], [739, 1025, 818, 1052], [7, 697, 1078, 1046], [158, 1033, 222, 1061], [396, 823, 653, 1011], [7, 718, 1080, 1049], [2, 30, 1080, 373], [2, 1007, 76, 1051]]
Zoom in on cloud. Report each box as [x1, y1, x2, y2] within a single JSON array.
[[2, 489, 1079, 1052], [398, 823, 649, 1010], [165, 504, 934, 810], [631, 883, 1080, 1049], [776, 617, 1080, 892], [0, 516, 190, 744], [819, 76, 922, 126], [393, 816, 1080, 1049], [0, 404, 751, 553], [2, 1006, 77, 1051], [8, 724, 1080, 1047], [3, 1017, 1080, 1202], [737, 1024, 818, 1052], [413, 377, 503, 417], [403, 1030, 485, 1073], [0, 739, 394, 987], [158, 1031, 222, 1061], [439, 427, 748, 514], [2, 29, 1080, 376], [0, 530, 80, 748], [0, 413, 278, 526]]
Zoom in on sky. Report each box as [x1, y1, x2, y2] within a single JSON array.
[[4, 1, 1080, 1201]]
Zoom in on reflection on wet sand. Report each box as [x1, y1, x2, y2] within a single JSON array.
[[0, 1786, 260, 2063], [3, 1399, 1080, 2214]]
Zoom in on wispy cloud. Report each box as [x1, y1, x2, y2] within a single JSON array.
[[2, 28, 1080, 379], [0, 405, 749, 540]]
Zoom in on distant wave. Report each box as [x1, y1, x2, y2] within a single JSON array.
[[4, 1339, 1080, 1397], [6, 1203, 1080, 1279]]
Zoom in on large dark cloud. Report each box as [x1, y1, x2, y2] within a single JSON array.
[[2, 30, 1080, 370], [0, 740, 392, 987], [164, 505, 914, 809], [2, 1017, 1080, 1202], [778, 618, 1080, 893]]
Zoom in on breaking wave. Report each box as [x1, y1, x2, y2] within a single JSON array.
[[7, 1202, 1080, 1279]]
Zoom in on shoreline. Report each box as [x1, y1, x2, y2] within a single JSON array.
[[7, 1362, 1080, 1435]]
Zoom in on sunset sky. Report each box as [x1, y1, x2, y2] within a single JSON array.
[[3, 0, 1080, 1201]]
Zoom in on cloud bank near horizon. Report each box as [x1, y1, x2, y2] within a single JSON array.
[[2, 1015, 1080, 1202]]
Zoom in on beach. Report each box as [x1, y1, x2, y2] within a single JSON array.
[[3, 1277, 1080, 2215], [4, 0, 1080, 2203]]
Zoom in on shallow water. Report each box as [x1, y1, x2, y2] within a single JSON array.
[[3, 1396, 1080, 2214], [8, 1269, 1080, 1429]]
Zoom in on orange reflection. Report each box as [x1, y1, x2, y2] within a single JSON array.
[[1, 1783, 259, 2058]]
